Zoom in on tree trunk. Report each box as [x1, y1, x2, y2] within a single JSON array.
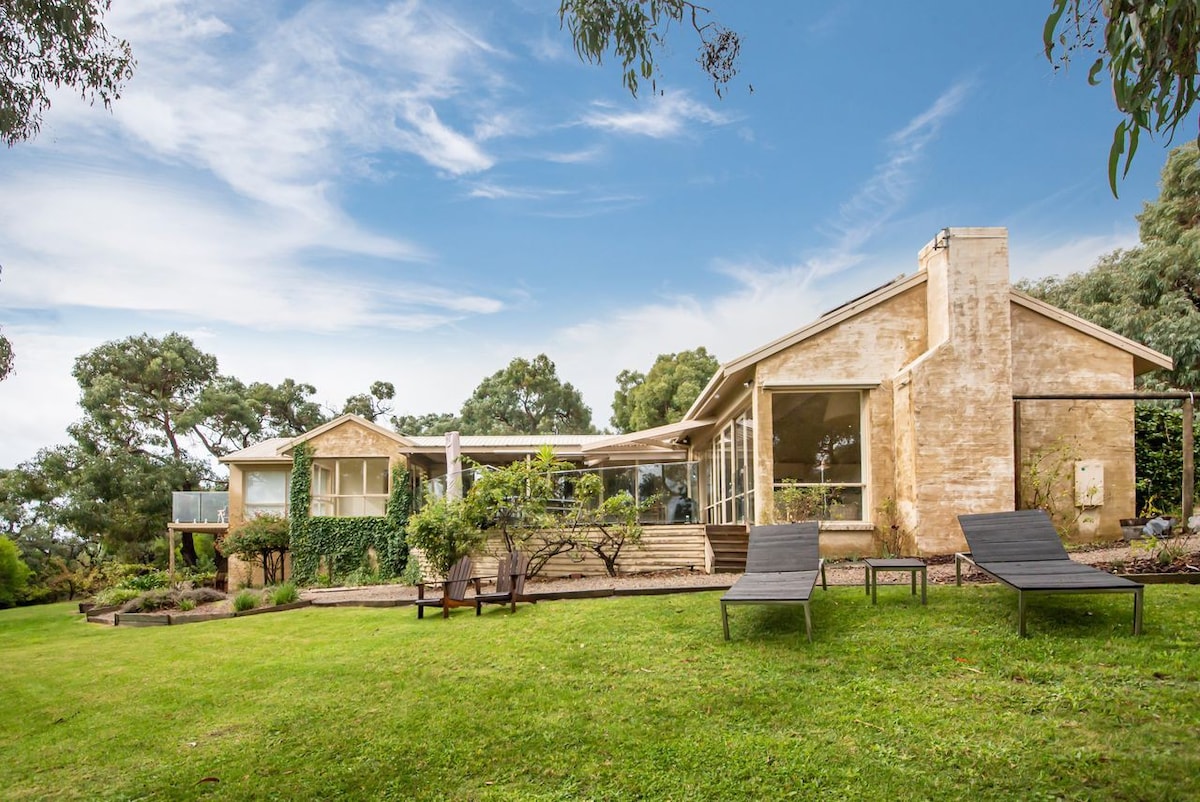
[[180, 532, 198, 567]]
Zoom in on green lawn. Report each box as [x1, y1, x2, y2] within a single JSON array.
[[1, 586, 1198, 801]]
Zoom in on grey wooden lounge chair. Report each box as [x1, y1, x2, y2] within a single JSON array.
[[475, 552, 535, 615], [720, 523, 827, 642], [956, 510, 1144, 636], [415, 556, 480, 619]]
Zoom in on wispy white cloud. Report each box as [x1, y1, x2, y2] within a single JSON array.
[[1009, 229, 1139, 282], [581, 92, 733, 138], [0, 168, 501, 332], [810, 79, 974, 277], [543, 146, 605, 164], [467, 182, 571, 201]]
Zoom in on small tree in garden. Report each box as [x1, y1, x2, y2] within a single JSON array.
[[563, 473, 653, 577], [464, 445, 578, 576], [221, 514, 290, 585], [405, 495, 485, 577], [773, 480, 827, 522]]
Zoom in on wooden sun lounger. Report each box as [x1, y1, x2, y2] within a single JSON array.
[[720, 523, 827, 642], [956, 510, 1144, 636]]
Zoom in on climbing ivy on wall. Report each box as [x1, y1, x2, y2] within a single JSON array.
[[287, 442, 413, 584]]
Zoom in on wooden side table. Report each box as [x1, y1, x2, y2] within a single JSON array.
[[863, 558, 927, 605]]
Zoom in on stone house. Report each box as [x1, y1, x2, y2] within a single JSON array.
[[171, 227, 1171, 584]]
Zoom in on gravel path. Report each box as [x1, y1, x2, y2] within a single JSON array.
[[301, 536, 1199, 605]]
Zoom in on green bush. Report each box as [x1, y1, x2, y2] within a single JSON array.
[[122, 570, 171, 592], [177, 597, 196, 612], [406, 494, 485, 576], [232, 590, 260, 612], [0, 538, 32, 608], [120, 589, 176, 613], [268, 582, 298, 606], [92, 587, 142, 608]]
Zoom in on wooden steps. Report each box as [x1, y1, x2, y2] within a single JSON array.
[[706, 524, 749, 573]]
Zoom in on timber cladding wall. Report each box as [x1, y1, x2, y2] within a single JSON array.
[[412, 524, 708, 582]]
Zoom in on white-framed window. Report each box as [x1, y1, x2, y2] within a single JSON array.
[[244, 469, 290, 519], [771, 391, 865, 521], [703, 408, 755, 525], [311, 458, 389, 517]]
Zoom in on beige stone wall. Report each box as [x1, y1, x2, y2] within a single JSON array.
[[751, 283, 929, 526], [899, 228, 1015, 554], [226, 552, 293, 590], [1012, 305, 1137, 541], [305, 422, 411, 466]]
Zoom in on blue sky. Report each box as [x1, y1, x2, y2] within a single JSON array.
[[0, 0, 1175, 468]]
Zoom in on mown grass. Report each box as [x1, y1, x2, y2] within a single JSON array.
[[1, 585, 1198, 801]]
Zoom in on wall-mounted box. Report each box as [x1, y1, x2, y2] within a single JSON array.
[[1075, 460, 1104, 507]]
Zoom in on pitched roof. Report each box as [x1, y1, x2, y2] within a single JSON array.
[[686, 271, 929, 420], [218, 437, 293, 463], [1009, 290, 1173, 374], [282, 413, 416, 451]]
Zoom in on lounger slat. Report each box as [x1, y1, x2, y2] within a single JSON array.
[[958, 510, 1068, 562], [721, 570, 820, 602], [743, 523, 821, 573]]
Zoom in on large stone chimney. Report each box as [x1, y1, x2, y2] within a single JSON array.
[[896, 227, 1015, 552]]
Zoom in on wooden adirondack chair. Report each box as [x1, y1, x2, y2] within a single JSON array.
[[475, 552, 534, 615], [415, 556, 479, 619]]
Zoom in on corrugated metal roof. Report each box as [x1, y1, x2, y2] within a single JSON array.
[[407, 434, 615, 448]]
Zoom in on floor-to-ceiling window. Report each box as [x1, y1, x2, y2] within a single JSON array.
[[703, 408, 755, 524], [771, 391, 864, 521]]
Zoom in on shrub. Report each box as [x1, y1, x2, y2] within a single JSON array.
[[119, 589, 176, 613], [406, 494, 485, 576], [0, 538, 32, 608], [268, 582, 298, 606], [232, 590, 259, 612], [180, 587, 226, 606], [177, 597, 196, 612], [92, 587, 142, 608], [222, 514, 290, 585], [121, 570, 171, 592]]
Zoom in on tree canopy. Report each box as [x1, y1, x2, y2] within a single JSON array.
[[611, 347, 719, 432], [1, 0, 135, 146], [559, 0, 739, 98], [1044, 0, 1200, 196], [1018, 142, 1200, 390], [391, 412, 463, 437], [458, 354, 596, 435]]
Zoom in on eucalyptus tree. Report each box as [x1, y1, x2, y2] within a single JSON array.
[[459, 354, 595, 435], [611, 347, 719, 432], [1, 0, 135, 146], [1019, 142, 1200, 391]]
